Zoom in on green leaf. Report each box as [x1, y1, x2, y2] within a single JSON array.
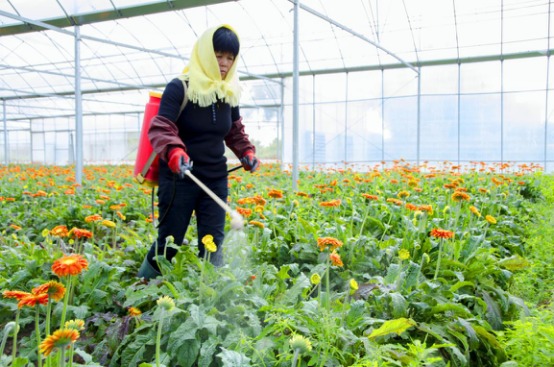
[[276, 265, 291, 280], [497, 255, 529, 270], [10, 357, 29, 367], [217, 348, 252, 367], [368, 317, 416, 339], [120, 334, 150, 367]]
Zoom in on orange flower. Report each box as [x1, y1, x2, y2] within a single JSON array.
[[236, 207, 253, 217], [248, 220, 265, 229], [386, 198, 403, 206], [3, 290, 32, 300], [32, 280, 66, 301], [84, 214, 103, 223], [317, 237, 343, 252], [361, 193, 379, 201], [69, 227, 93, 239], [268, 189, 283, 199], [51, 225, 69, 238], [52, 254, 89, 277], [9, 224, 22, 231], [128, 307, 142, 317], [18, 293, 49, 308], [329, 251, 343, 267], [295, 191, 311, 197], [39, 328, 79, 356], [418, 204, 433, 214], [319, 199, 341, 207], [452, 191, 471, 201], [430, 228, 455, 239]]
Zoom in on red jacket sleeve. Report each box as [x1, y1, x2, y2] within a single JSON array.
[[148, 115, 186, 162], [225, 116, 256, 159]]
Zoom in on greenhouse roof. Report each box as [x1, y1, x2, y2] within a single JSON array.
[[0, 0, 551, 123]]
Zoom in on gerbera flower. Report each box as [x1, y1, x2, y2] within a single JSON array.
[[317, 237, 343, 252], [3, 290, 32, 300], [349, 278, 359, 292], [64, 319, 85, 331], [452, 191, 471, 201], [329, 251, 343, 267], [128, 307, 142, 317], [430, 228, 455, 239], [236, 207, 252, 217], [398, 248, 411, 260], [319, 199, 341, 207], [50, 225, 69, 237], [310, 273, 321, 285], [18, 293, 49, 308], [485, 215, 497, 224], [201, 234, 217, 253], [52, 254, 89, 277], [101, 219, 116, 229], [156, 296, 175, 311], [32, 280, 66, 301], [84, 214, 102, 223], [39, 328, 79, 356], [289, 334, 312, 353], [469, 205, 481, 217], [248, 220, 265, 229], [268, 189, 283, 199], [69, 228, 93, 239], [397, 190, 410, 199]]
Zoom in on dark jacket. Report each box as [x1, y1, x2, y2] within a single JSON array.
[[148, 78, 255, 179]]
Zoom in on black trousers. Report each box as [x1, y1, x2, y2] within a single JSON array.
[[146, 161, 228, 270]]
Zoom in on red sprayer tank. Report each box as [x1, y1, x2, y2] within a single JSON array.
[[134, 91, 162, 187]]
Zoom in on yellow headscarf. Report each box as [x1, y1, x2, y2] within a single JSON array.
[[178, 24, 241, 107]]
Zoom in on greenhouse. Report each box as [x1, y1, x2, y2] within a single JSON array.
[[1, 1, 554, 366]]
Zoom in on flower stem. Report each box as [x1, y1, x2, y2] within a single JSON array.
[[155, 311, 164, 367], [35, 306, 43, 367], [12, 309, 20, 360], [291, 349, 300, 367], [434, 239, 443, 280], [60, 276, 72, 327]]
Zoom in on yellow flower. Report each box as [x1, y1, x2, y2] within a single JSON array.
[[469, 205, 481, 217], [157, 296, 175, 311], [201, 234, 217, 253], [289, 334, 312, 353], [485, 215, 497, 224], [349, 278, 359, 291], [310, 273, 321, 285], [101, 219, 116, 229], [64, 319, 85, 331], [398, 248, 410, 260], [128, 307, 142, 317], [248, 220, 265, 229]]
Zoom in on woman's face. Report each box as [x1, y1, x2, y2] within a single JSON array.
[[215, 51, 235, 79]]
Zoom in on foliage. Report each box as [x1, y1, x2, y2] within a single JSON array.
[[0, 162, 553, 366]]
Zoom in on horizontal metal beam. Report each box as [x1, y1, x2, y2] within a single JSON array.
[[2, 48, 550, 101], [0, 0, 236, 36]]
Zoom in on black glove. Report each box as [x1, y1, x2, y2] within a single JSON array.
[[240, 150, 259, 173]]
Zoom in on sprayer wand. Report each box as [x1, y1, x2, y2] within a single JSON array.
[[179, 162, 244, 230]]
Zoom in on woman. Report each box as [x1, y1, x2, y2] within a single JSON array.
[[138, 24, 259, 279]]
